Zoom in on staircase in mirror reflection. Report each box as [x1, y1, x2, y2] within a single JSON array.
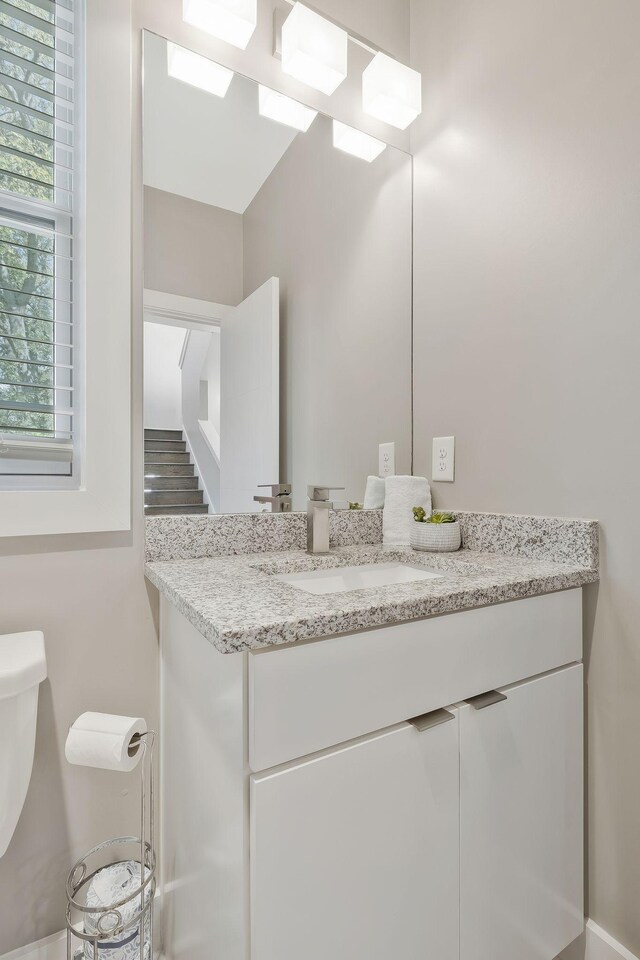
[[144, 429, 209, 515]]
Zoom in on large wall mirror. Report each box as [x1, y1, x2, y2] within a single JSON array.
[[142, 30, 412, 516]]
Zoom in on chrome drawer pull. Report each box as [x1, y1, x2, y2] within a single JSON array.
[[409, 708, 456, 732], [465, 690, 508, 710]]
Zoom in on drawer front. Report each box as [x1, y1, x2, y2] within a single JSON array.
[[249, 589, 582, 771]]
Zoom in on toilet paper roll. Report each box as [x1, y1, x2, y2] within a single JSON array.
[[65, 713, 147, 772]]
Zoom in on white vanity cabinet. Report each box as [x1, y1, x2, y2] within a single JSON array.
[[159, 588, 584, 960], [251, 713, 460, 960], [460, 664, 584, 960]]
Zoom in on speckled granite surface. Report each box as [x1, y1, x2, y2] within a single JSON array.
[[145, 539, 599, 654], [455, 511, 599, 568], [144, 509, 383, 562], [145, 508, 598, 566]]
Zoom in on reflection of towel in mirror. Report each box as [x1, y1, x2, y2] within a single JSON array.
[[364, 476, 386, 510], [383, 476, 432, 545]]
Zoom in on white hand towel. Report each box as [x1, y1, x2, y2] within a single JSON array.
[[383, 475, 432, 545], [364, 475, 386, 510]]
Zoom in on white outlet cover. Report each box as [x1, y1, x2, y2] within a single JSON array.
[[378, 442, 396, 478], [432, 436, 455, 482]]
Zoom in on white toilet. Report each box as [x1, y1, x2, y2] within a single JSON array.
[[0, 631, 47, 857]]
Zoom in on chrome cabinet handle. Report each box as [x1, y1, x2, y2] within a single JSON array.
[[465, 690, 507, 710], [409, 708, 456, 732]]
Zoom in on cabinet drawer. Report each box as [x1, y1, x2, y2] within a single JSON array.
[[251, 715, 459, 960], [248, 589, 582, 771]]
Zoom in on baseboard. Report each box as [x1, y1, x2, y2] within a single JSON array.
[[3, 918, 637, 960], [1, 931, 65, 960], [559, 921, 640, 960]]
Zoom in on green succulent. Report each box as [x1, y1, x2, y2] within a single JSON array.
[[413, 507, 457, 524], [349, 501, 363, 510]]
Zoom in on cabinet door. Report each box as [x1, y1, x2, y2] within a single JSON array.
[[460, 664, 584, 960], [250, 714, 459, 960]]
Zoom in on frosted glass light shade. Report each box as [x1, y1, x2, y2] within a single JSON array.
[[281, 3, 348, 96], [167, 42, 233, 98], [258, 86, 317, 132], [362, 52, 422, 130], [183, 0, 257, 50], [332, 121, 386, 162]]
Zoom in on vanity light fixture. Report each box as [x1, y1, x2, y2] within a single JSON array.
[[182, 0, 257, 50], [332, 120, 386, 162], [281, 3, 348, 96], [258, 85, 317, 132], [362, 52, 422, 130], [167, 42, 234, 98]]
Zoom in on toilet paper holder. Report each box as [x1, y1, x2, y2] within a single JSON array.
[[64, 729, 156, 960]]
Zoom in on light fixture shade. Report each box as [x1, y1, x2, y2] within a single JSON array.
[[281, 3, 348, 96], [258, 85, 317, 132], [332, 120, 386, 162], [183, 0, 257, 50], [167, 42, 234, 98], [362, 52, 422, 130]]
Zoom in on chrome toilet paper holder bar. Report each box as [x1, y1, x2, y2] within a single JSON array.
[[65, 730, 157, 960]]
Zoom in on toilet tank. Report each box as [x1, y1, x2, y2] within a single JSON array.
[[0, 631, 47, 857]]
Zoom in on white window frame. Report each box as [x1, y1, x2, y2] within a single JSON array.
[[0, 0, 131, 536]]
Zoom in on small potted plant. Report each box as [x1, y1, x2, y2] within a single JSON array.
[[411, 508, 461, 552]]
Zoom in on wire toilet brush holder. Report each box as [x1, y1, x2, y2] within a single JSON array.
[[65, 731, 156, 960]]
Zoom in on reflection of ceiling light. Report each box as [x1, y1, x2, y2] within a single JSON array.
[[258, 85, 317, 132], [332, 121, 386, 162], [362, 52, 422, 130], [281, 3, 347, 96], [167, 42, 233, 98], [182, 0, 257, 50]]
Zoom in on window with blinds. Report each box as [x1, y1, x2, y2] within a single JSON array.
[[0, 0, 78, 481]]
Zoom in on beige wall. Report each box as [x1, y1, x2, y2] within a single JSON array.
[[0, 0, 410, 953], [411, 0, 640, 952], [243, 114, 412, 508], [144, 186, 244, 305]]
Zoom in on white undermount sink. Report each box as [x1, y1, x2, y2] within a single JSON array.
[[273, 561, 444, 596]]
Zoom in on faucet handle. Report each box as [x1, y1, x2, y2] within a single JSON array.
[[307, 485, 345, 501], [258, 483, 292, 496]]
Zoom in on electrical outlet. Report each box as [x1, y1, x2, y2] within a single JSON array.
[[378, 442, 395, 478], [432, 436, 455, 482]]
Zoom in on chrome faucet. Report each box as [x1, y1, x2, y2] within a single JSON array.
[[307, 485, 344, 554], [253, 483, 292, 512]]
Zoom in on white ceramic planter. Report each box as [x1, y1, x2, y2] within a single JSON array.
[[410, 520, 461, 553]]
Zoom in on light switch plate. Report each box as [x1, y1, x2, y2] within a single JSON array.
[[378, 442, 395, 478], [432, 436, 455, 482]]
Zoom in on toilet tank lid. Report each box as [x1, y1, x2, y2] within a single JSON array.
[[0, 631, 47, 700]]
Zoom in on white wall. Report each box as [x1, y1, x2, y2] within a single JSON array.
[[181, 329, 220, 511], [203, 331, 221, 439], [410, 0, 640, 953], [143, 322, 185, 430]]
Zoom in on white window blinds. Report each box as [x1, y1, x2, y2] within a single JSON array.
[[0, 0, 77, 480]]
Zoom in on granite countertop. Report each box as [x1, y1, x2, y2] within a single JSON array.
[[145, 541, 598, 654]]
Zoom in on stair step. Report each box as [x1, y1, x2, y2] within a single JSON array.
[[145, 476, 199, 491], [145, 452, 191, 464], [145, 462, 195, 477], [144, 439, 187, 453], [144, 428, 183, 441], [145, 489, 204, 506], [145, 504, 209, 516]]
